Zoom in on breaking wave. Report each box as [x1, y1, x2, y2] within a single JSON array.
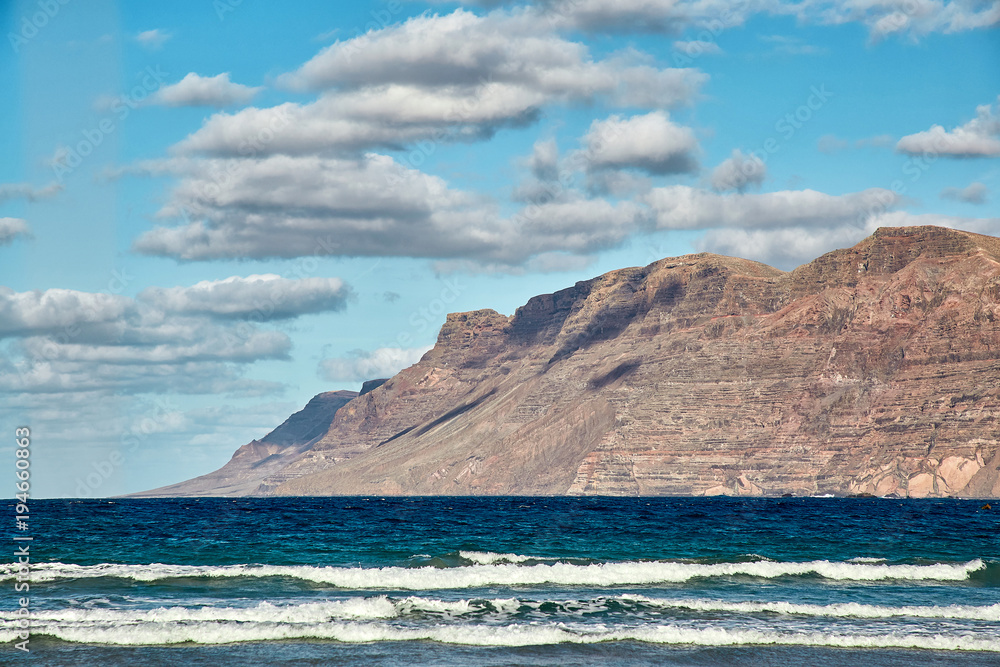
[[3, 558, 985, 589], [0, 618, 996, 650]]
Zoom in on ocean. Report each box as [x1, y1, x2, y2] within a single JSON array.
[[2, 496, 998, 665]]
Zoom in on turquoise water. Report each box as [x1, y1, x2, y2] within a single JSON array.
[[3, 497, 999, 665]]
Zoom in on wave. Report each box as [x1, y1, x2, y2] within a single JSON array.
[[0, 597, 488, 625], [3, 558, 985, 589], [3, 595, 996, 625], [457, 551, 566, 565], [0, 619, 996, 650], [624, 596, 1000, 621]]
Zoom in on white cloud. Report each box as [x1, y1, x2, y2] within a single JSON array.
[[175, 10, 704, 159], [580, 111, 699, 175], [511, 197, 649, 254], [0, 181, 63, 202], [0, 218, 32, 245], [18, 329, 290, 365], [940, 181, 989, 205], [538, 0, 1000, 39], [696, 223, 876, 270], [279, 8, 703, 104], [0, 287, 132, 338], [151, 72, 262, 108], [710, 149, 766, 192], [537, 0, 752, 34], [174, 86, 544, 157], [138, 275, 351, 319], [695, 210, 1000, 269], [0, 275, 355, 395], [132, 153, 515, 261], [131, 152, 660, 268], [896, 96, 1000, 157], [643, 186, 899, 230], [158, 8, 702, 160], [527, 138, 560, 181], [136, 29, 171, 50], [319, 345, 433, 382], [0, 356, 282, 396]]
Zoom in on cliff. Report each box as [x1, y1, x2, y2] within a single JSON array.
[[147, 226, 1000, 497]]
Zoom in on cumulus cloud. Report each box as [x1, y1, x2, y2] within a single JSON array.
[[168, 9, 702, 158], [579, 111, 699, 175], [151, 73, 262, 108], [536, 0, 999, 39], [0, 218, 32, 245], [696, 224, 876, 270], [132, 153, 514, 261], [18, 330, 290, 365], [319, 345, 433, 382], [138, 275, 351, 319], [528, 138, 560, 181], [0, 274, 353, 395], [896, 96, 1000, 157], [0, 356, 282, 396], [695, 210, 1000, 269], [511, 197, 649, 255], [0, 287, 132, 338], [537, 0, 752, 34], [279, 8, 702, 104], [0, 181, 63, 203], [175, 86, 543, 157], [642, 186, 899, 230], [131, 149, 669, 268], [941, 181, 989, 205], [136, 29, 171, 50], [710, 149, 767, 192]]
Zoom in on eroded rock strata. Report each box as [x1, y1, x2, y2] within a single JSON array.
[[146, 227, 1000, 497]]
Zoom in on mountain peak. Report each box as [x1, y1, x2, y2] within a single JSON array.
[[144, 226, 1000, 498]]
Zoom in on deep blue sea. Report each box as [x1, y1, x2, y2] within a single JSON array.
[[3, 497, 999, 665]]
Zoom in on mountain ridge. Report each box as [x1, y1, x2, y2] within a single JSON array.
[[139, 226, 1000, 498]]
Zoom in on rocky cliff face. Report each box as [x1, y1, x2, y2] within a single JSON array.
[[151, 226, 1000, 497]]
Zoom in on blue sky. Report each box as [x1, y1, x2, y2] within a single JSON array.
[[2, 0, 998, 497]]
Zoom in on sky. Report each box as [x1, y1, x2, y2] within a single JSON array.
[[1, 0, 998, 497]]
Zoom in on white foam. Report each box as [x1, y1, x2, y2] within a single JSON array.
[[0, 596, 487, 626], [0, 620, 996, 650], [458, 551, 551, 564], [4, 558, 983, 589], [622, 596, 1000, 621], [9, 595, 996, 626]]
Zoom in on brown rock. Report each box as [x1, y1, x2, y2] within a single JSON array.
[[148, 226, 1000, 498]]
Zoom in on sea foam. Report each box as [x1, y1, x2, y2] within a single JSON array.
[[0, 619, 996, 650], [3, 558, 985, 589]]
